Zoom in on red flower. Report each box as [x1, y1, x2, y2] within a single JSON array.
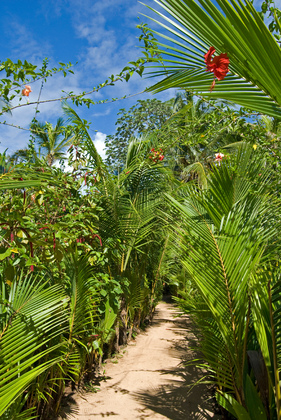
[[149, 148, 164, 163], [204, 47, 216, 68], [204, 47, 229, 91], [93, 234, 103, 247], [22, 85, 32, 97]]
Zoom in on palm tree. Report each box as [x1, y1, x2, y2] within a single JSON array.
[[30, 117, 73, 166], [165, 144, 281, 418], [0, 254, 102, 419]]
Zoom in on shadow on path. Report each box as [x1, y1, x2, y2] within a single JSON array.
[[131, 310, 221, 420], [56, 302, 222, 419]]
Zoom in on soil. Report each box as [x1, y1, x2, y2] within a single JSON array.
[[58, 301, 222, 420]]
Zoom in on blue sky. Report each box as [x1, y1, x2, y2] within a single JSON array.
[[0, 0, 168, 158], [0, 0, 275, 158]]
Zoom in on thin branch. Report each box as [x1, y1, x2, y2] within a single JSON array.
[[0, 90, 146, 137], [0, 88, 146, 118]]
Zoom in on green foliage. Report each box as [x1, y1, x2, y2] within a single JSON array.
[[29, 117, 74, 167], [0, 273, 69, 416], [0, 150, 13, 174], [0, 58, 73, 106], [142, 0, 281, 118], [104, 98, 175, 172], [167, 145, 281, 418], [0, 103, 167, 417], [2, 2, 281, 417], [260, 0, 281, 41]]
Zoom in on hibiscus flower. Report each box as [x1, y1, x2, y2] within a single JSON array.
[[22, 85, 32, 96], [204, 47, 229, 91], [215, 152, 224, 162]]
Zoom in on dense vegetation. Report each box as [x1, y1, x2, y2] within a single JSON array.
[[0, 0, 281, 419]]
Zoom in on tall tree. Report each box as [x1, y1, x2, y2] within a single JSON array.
[[104, 98, 175, 173], [167, 145, 281, 418]]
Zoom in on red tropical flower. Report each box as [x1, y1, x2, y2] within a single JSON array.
[[149, 148, 164, 163], [93, 234, 102, 247], [204, 47, 229, 91], [204, 47, 216, 68], [22, 85, 32, 97]]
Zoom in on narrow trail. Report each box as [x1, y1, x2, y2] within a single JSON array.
[[60, 301, 221, 420]]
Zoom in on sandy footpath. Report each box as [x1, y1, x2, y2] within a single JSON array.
[[59, 301, 221, 420]]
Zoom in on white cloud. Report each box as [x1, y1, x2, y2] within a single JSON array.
[[3, 17, 52, 63], [92, 108, 111, 118], [93, 131, 106, 160]]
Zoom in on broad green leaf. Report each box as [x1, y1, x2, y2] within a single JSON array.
[[217, 392, 251, 419], [244, 374, 267, 420]]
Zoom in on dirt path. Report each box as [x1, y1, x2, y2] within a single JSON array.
[[61, 301, 221, 420]]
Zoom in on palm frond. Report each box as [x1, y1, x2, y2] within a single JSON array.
[[164, 146, 278, 408], [0, 168, 60, 190], [142, 0, 281, 117], [65, 253, 97, 340], [0, 273, 69, 416], [62, 102, 106, 171]]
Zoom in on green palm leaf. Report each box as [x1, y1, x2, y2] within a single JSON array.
[[0, 274, 69, 416], [165, 146, 278, 411], [251, 270, 281, 417], [62, 102, 105, 171], [65, 253, 97, 340], [142, 0, 281, 117], [0, 169, 60, 190]]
